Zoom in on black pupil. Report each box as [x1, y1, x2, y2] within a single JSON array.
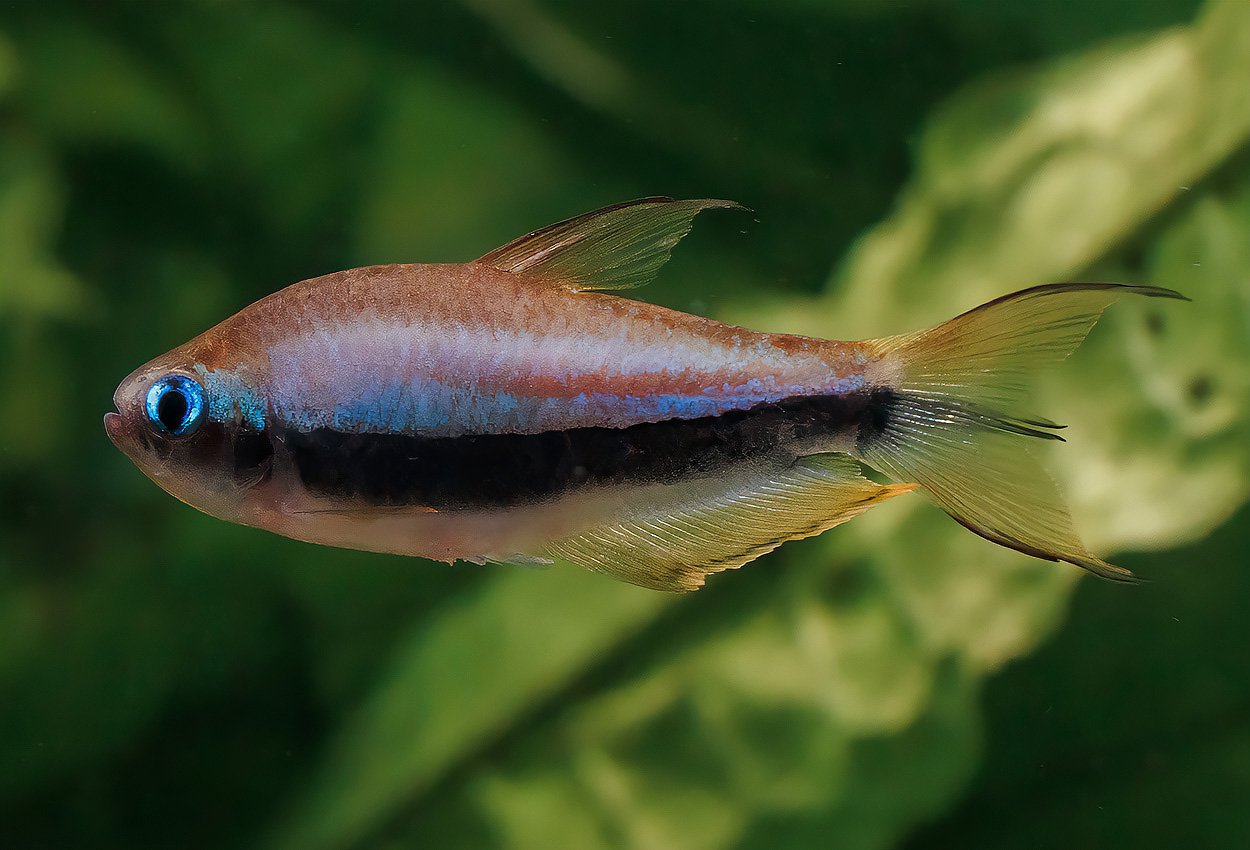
[[157, 387, 189, 432]]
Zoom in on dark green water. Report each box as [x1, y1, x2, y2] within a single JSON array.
[[3, 2, 1245, 849]]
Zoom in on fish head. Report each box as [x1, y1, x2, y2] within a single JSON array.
[[106, 348, 268, 523]]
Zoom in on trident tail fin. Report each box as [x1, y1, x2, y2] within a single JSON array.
[[857, 283, 1186, 582]]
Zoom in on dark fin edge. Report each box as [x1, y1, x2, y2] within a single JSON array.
[[858, 282, 1183, 582]]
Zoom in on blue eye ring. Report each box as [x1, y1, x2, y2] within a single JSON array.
[[145, 374, 206, 437]]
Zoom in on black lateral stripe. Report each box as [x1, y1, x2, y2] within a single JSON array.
[[232, 426, 274, 486], [283, 389, 894, 511], [177, 421, 274, 487]]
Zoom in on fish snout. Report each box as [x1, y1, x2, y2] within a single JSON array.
[[104, 410, 134, 452], [106, 366, 161, 452], [106, 373, 148, 452]]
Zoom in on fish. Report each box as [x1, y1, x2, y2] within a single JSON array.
[[104, 197, 1185, 591]]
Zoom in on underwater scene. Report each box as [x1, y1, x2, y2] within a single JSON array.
[[1, 1, 1248, 848]]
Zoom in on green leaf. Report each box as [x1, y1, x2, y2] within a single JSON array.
[[265, 568, 668, 850], [262, 3, 1250, 849]]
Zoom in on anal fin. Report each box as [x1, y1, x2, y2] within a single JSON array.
[[541, 454, 915, 592]]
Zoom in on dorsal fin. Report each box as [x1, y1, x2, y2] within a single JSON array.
[[476, 197, 745, 292]]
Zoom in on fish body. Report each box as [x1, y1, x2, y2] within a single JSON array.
[[106, 198, 1184, 589], [188, 261, 873, 438]]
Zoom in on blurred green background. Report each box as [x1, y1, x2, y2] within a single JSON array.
[[1, 1, 1248, 848]]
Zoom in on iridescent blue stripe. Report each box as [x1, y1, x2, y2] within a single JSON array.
[[195, 365, 267, 430], [270, 373, 866, 436]]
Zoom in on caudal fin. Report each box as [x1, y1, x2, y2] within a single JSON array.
[[857, 283, 1187, 582]]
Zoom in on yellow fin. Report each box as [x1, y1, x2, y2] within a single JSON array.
[[861, 282, 1187, 582], [875, 282, 1186, 432], [541, 454, 915, 592], [476, 197, 745, 292]]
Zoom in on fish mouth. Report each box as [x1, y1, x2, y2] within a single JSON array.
[[104, 411, 131, 451], [106, 380, 136, 451]]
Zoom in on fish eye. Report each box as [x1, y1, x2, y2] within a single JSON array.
[[144, 375, 206, 437]]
